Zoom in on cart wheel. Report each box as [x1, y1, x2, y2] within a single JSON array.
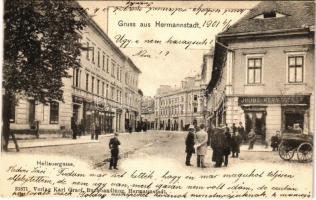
[[297, 143, 313, 163], [278, 141, 295, 161]]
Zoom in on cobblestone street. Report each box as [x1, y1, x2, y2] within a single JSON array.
[[2, 131, 313, 199], [10, 131, 312, 171]]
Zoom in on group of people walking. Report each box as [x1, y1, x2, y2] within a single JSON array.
[[185, 122, 245, 168]]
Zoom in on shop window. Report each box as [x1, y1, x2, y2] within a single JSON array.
[[50, 102, 59, 124], [247, 57, 262, 84], [283, 109, 305, 134], [288, 56, 303, 83]]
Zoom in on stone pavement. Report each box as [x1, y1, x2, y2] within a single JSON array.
[[7, 130, 180, 150], [240, 144, 273, 152], [7, 130, 274, 152]]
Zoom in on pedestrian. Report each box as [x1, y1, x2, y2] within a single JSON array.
[[237, 122, 246, 143], [195, 124, 208, 168], [90, 121, 96, 140], [271, 131, 281, 151], [225, 123, 230, 133], [71, 117, 77, 139], [231, 123, 237, 134], [211, 125, 226, 168], [2, 94, 19, 152], [77, 122, 83, 138], [248, 129, 256, 150], [185, 125, 195, 166], [109, 133, 121, 170], [95, 119, 101, 140], [2, 128, 19, 152], [231, 131, 242, 157], [223, 127, 231, 167], [129, 124, 133, 133]]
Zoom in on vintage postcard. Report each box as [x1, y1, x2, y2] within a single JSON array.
[[0, 0, 314, 199]]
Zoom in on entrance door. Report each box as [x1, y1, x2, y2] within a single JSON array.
[[245, 111, 266, 141], [73, 104, 80, 122]]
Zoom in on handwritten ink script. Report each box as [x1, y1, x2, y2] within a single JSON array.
[[0, 155, 312, 199], [103, 2, 249, 58]]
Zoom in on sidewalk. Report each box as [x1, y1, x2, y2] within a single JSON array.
[[8, 135, 99, 149], [240, 144, 272, 152], [7, 131, 150, 150]]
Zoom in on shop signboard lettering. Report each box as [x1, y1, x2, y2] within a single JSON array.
[[238, 95, 310, 105]]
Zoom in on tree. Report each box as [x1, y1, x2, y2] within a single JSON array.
[[3, 0, 86, 149]]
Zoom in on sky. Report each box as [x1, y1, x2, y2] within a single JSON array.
[[78, 1, 259, 97]]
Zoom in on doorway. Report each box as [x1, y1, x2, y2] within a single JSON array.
[[245, 111, 266, 141]]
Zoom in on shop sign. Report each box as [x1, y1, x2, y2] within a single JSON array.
[[238, 95, 310, 105]]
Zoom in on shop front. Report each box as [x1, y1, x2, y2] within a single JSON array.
[[238, 95, 310, 141]]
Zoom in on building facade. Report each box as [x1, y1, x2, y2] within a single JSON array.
[[141, 96, 155, 130], [154, 75, 206, 131], [10, 5, 142, 135], [206, 1, 315, 141]]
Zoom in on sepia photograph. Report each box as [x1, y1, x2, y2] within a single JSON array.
[[0, 0, 314, 199]]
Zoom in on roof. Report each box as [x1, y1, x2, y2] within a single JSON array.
[[207, 1, 315, 94], [73, 1, 141, 73], [127, 58, 142, 74], [221, 1, 315, 35]]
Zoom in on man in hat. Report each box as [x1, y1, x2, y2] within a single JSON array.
[[185, 124, 195, 166], [211, 124, 227, 167], [109, 133, 121, 170], [195, 124, 208, 168], [271, 130, 281, 151], [248, 129, 256, 150]]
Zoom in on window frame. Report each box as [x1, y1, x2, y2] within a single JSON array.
[[91, 76, 95, 93], [102, 53, 105, 71], [97, 50, 100, 67], [49, 101, 59, 124], [286, 53, 305, 84], [86, 41, 90, 60], [85, 73, 89, 91], [91, 45, 95, 64], [245, 55, 264, 84]]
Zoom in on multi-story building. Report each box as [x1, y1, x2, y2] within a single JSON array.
[[154, 50, 214, 131], [154, 75, 206, 131], [206, 1, 314, 142], [141, 96, 155, 130], [10, 4, 142, 135]]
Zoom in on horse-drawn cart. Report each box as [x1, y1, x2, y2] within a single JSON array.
[[278, 133, 313, 162]]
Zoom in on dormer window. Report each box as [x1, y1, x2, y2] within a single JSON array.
[[253, 11, 287, 19], [263, 11, 276, 18]]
